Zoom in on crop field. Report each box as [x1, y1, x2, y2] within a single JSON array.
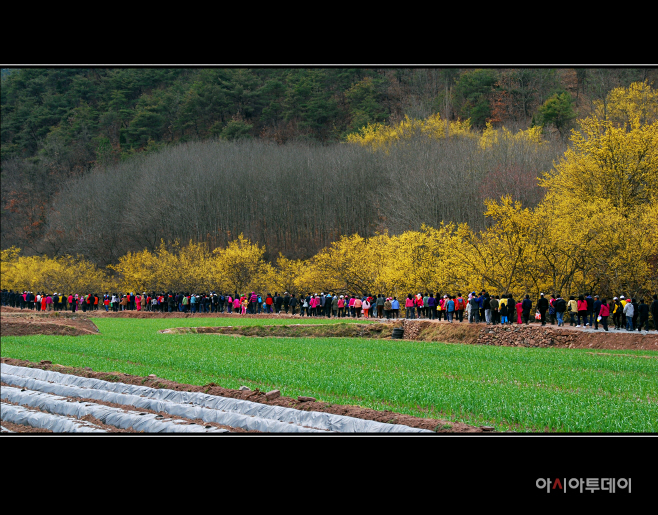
[[2, 316, 657, 432]]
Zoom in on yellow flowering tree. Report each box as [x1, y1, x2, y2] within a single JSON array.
[[110, 248, 160, 293], [1, 249, 114, 294], [451, 197, 545, 297], [346, 113, 473, 152], [384, 225, 464, 296], [265, 254, 321, 295], [0, 247, 21, 290], [313, 233, 391, 295], [211, 234, 269, 295], [595, 80, 658, 127], [110, 240, 217, 293]]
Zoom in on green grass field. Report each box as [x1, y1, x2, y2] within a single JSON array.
[[2, 316, 656, 432]]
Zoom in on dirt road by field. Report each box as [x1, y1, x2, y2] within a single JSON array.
[[3, 306, 656, 350]]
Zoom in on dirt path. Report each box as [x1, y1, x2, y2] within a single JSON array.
[[3, 306, 657, 350]]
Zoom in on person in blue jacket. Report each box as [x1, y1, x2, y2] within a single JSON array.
[[446, 295, 455, 322]]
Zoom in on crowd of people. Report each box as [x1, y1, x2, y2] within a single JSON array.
[[2, 289, 658, 332]]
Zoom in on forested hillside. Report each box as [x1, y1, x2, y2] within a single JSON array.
[[2, 67, 656, 262]]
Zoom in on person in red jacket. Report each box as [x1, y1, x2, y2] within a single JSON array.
[[577, 295, 588, 327], [598, 298, 610, 331], [455, 293, 465, 322]]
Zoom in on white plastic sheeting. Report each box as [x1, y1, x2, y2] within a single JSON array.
[[1, 386, 228, 433], [2, 363, 432, 433], [2, 372, 320, 433], [0, 401, 107, 433]]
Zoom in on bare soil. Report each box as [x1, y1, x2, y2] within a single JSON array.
[[1, 308, 99, 336], [1, 419, 53, 433]]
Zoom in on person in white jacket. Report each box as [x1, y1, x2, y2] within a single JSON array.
[[623, 300, 635, 330]]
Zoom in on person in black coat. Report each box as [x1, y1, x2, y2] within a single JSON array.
[[483, 294, 492, 324], [651, 295, 658, 331], [636, 299, 649, 331], [537, 293, 549, 326], [499, 298, 508, 324], [554, 295, 567, 327], [521, 295, 532, 325], [506, 295, 516, 325], [585, 293, 594, 327], [593, 295, 602, 330]]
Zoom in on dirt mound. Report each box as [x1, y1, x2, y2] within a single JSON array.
[[473, 323, 658, 351], [400, 320, 658, 351], [163, 319, 658, 352], [162, 323, 395, 339], [394, 319, 658, 351], [0, 357, 484, 433], [1, 312, 99, 336]]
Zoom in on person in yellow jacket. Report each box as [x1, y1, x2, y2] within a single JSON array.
[[567, 296, 579, 326]]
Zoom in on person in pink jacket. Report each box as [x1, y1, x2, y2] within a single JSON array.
[[406, 294, 416, 319], [362, 297, 371, 318], [348, 296, 356, 318]]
